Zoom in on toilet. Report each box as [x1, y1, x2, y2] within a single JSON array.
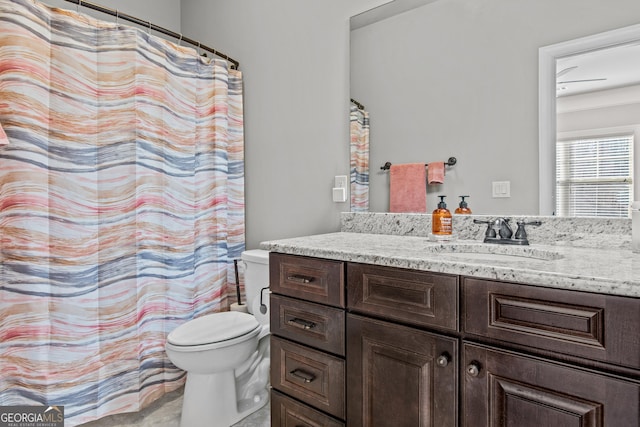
[[165, 249, 271, 427]]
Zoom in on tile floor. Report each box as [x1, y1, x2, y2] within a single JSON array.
[[79, 388, 270, 427]]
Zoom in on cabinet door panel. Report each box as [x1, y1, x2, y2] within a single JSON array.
[[462, 277, 640, 370], [348, 263, 458, 332], [347, 314, 458, 427], [462, 342, 640, 427]]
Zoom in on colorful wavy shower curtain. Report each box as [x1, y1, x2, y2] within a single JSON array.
[[350, 102, 369, 212], [0, 0, 244, 425]]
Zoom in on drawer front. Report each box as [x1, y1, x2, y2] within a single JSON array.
[[347, 263, 459, 332], [271, 336, 346, 419], [271, 390, 345, 427], [271, 294, 345, 356], [270, 253, 345, 307], [462, 277, 640, 370]]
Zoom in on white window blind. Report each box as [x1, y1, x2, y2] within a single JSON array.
[[556, 135, 634, 218]]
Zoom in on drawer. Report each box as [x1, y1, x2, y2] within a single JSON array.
[[271, 390, 345, 427], [271, 294, 345, 356], [270, 253, 345, 307], [271, 336, 345, 419], [347, 263, 459, 332], [462, 277, 640, 370]]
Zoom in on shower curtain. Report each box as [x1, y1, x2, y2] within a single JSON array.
[[350, 102, 370, 212], [0, 1, 244, 425]]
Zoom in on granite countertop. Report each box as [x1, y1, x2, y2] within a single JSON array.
[[261, 232, 640, 298]]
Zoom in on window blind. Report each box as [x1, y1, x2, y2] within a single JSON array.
[[556, 135, 634, 218]]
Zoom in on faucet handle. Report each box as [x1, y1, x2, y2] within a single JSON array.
[[514, 220, 542, 241], [473, 219, 496, 238]]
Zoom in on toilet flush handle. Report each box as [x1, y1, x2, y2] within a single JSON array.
[[259, 287, 270, 314]]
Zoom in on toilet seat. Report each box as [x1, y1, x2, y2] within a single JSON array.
[[167, 311, 260, 350]]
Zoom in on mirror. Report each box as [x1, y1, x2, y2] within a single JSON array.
[[350, 0, 640, 215], [539, 24, 640, 215]]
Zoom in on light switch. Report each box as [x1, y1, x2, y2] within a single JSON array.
[[492, 181, 511, 198], [335, 175, 348, 189], [332, 187, 346, 202]]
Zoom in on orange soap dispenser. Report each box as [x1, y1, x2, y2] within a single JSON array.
[[455, 195, 472, 214], [432, 195, 452, 235]]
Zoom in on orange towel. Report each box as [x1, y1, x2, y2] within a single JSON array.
[[0, 122, 8, 145], [427, 161, 445, 184], [389, 163, 427, 213]]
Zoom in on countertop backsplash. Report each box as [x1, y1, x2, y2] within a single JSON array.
[[341, 212, 631, 250]]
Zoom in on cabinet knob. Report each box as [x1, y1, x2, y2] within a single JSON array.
[[466, 362, 481, 377], [436, 353, 450, 368]]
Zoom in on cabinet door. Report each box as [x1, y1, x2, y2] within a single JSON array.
[[462, 342, 640, 427], [347, 314, 458, 427]]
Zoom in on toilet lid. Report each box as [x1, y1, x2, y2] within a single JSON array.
[[167, 311, 260, 346]]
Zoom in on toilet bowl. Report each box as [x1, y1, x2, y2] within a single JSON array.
[[165, 249, 271, 427]]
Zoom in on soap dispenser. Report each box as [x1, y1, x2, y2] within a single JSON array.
[[432, 195, 452, 235], [455, 195, 472, 214]]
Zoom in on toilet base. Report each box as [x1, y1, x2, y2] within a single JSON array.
[[180, 370, 269, 427]]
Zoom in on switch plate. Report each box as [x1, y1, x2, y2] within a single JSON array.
[[332, 187, 346, 202], [492, 181, 511, 198], [335, 175, 348, 189]]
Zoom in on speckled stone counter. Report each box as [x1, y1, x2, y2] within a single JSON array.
[[261, 231, 640, 298], [341, 212, 631, 249]]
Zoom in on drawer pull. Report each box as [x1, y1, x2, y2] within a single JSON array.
[[287, 274, 315, 284], [287, 317, 317, 330], [290, 368, 316, 383], [436, 353, 450, 368], [466, 362, 481, 377]]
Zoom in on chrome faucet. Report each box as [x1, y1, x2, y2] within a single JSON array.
[[474, 218, 541, 245]]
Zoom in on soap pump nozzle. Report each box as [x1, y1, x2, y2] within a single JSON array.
[[437, 195, 447, 209], [455, 195, 472, 214]]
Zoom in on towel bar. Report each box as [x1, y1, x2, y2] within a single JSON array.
[[380, 157, 457, 171]]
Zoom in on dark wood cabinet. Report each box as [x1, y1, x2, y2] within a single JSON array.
[[347, 314, 458, 427], [270, 253, 347, 425], [462, 343, 640, 426], [270, 252, 640, 426]]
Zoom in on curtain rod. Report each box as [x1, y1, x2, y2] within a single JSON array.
[[63, 0, 240, 69], [350, 98, 365, 110]]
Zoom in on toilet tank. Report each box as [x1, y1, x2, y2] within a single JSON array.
[[241, 249, 270, 315]]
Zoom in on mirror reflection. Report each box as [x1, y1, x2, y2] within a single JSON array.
[[350, 0, 640, 216]]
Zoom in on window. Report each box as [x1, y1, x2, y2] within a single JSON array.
[[556, 134, 634, 218]]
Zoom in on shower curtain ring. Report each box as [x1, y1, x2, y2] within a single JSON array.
[[148, 20, 151, 34], [77, 0, 81, 12], [178, 34, 182, 46], [115, 9, 119, 25]]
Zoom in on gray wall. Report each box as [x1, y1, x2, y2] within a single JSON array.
[[180, 0, 384, 249], [351, 0, 640, 215]]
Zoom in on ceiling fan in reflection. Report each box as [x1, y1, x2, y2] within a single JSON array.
[[556, 66, 607, 92]]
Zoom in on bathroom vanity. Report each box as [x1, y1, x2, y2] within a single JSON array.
[[264, 214, 640, 426]]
